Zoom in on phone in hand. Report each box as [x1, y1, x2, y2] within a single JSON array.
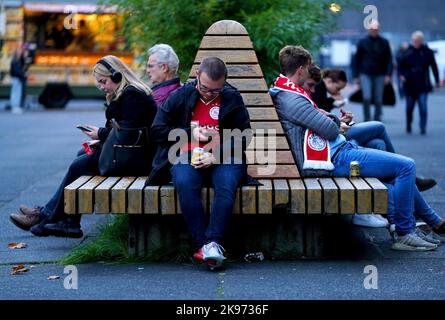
[[348, 121, 356, 126], [76, 125, 93, 132]]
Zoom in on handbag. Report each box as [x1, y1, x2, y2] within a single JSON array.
[[349, 82, 396, 106], [99, 120, 152, 176]]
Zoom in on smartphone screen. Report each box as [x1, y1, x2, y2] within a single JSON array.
[[76, 125, 93, 132]]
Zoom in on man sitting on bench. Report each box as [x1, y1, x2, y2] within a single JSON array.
[[149, 57, 251, 269], [269, 45, 445, 251]]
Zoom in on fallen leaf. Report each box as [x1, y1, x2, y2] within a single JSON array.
[[47, 275, 60, 280], [11, 264, 30, 275], [8, 242, 28, 249]]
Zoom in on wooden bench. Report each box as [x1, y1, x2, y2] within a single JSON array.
[[64, 20, 388, 258]]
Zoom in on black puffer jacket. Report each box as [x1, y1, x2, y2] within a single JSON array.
[[146, 80, 252, 185], [398, 44, 439, 95], [353, 35, 393, 77]]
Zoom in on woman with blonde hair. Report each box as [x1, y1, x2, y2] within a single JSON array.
[[10, 55, 157, 238]]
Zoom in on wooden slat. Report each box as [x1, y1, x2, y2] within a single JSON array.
[[94, 177, 121, 214], [227, 78, 268, 92], [111, 177, 136, 214], [188, 78, 268, 92], [78, 176, 107, 214], [241, 185, 256, 214], [349, 177, 372, 213], [304, 178, 322, 214], [288, 179, 306, 214], [127, 177, 147, 214], [144, 185, 159, 214], [251, 121, 284, 134], [365, 178, 388, 214], [195, 50, 258, 64], [241, 93, 273, 106], [318, 178, 339, 214], [201, 187, 208, 214], [257, 180, 273, 214], [64, 175, 93, 214], [200, 36, 253, 49], [248, 136, 289, 150], [248, 108, 279, 121], [233, 188, 241, 214], [246, 150, 294, 165], [206, 20, 248, 35], [248, 165, 299, 179], [160, 185, 176, 215], [190, 64, 263, 78], [273, 179, 289, 207], [333, 178, 355, 214]]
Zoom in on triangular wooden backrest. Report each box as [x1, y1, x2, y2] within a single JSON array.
[[188, 20, 299, 178]]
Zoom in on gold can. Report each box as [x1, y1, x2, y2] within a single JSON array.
[[191, 147, 204, 165], [350, 161, 360, 177]]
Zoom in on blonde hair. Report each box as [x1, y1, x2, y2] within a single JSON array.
[[93, 55, 152, 103]]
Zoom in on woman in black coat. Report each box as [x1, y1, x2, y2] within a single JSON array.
[[10, 55, 157, 238]]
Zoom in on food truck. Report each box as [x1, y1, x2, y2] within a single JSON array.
[[0, 0, 135, 108]]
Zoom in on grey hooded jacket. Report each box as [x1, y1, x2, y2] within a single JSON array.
[[269, 88, 343, 177]]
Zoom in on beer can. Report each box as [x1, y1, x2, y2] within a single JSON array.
[[191, 147, 204, 165], [350, 161, 360, 177]]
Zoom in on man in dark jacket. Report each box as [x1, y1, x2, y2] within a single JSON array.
[[399, 31, 440, 135], [353, 20, 393, 122], [148, 57, 251, 269], [147, 44, 181, 107]]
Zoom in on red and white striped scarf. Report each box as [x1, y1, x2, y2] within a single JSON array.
[[273, 74, 334, 171]]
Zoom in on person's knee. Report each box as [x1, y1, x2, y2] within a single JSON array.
[[400, 157, 416, 174], [366, 139, 386, 151]]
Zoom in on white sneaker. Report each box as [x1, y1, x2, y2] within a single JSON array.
[[11, 107, 23, 115], [202, 241, 226, 267], [352, 213, 389, 228]]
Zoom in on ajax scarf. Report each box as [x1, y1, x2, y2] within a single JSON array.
[[273, 74, 334, 170]]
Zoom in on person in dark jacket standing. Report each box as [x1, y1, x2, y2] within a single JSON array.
[[9, 48, 27, 114], [353, 20, 393, 122], [149, 57, 251, 269], [399, 31, 440, 135], [10, 55, 157, 238], [146, 44, 181, 107]]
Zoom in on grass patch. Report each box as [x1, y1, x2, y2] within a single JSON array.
[[59, 215, 195, 265], [59, 215, 130, 265]]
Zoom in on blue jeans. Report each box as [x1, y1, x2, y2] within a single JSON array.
[[171, 160, 244, 248], [10, 77, 22, 109], [360, 74, 385, 121], [406, 93, 428, 132], [332, 142, 442, 234], [346, 121, 395, 153]]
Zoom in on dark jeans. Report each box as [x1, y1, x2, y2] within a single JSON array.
[[171, 160, 244, 248], [42, 148, 99, 224], [406, 93, 428, 132], [360, 74, 385, 121]]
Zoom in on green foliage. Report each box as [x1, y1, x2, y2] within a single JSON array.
[[60, 215, 130, 265], [105, 0, 353, 84]]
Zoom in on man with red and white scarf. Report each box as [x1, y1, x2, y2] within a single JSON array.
[[270, 45, 445, 251]]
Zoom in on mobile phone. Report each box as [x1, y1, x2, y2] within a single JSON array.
[[76, 125, 93, 132], [348, 121, 356, 126]]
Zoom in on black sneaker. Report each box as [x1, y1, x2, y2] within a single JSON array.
[[43, 218, 83, 238], [416, 177, 437, 192]]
